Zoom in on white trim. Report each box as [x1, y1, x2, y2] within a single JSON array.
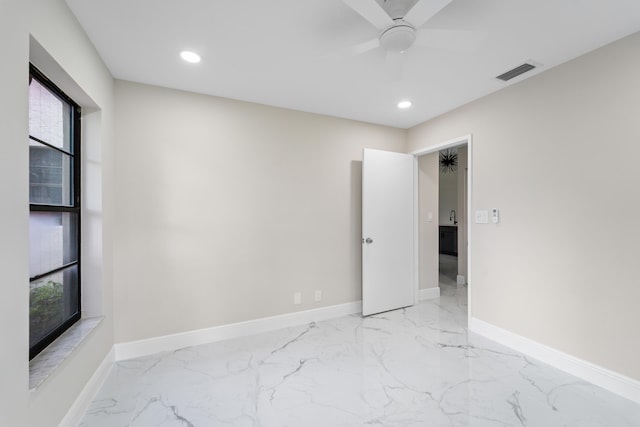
[[470, 317, 640, 405], [456, 275, 466, 286], [58, 348, 114, 427], [466, 135, 473, 323], [115, 301, 363, 361], [419, 287, 441, 300], [410, 134, 472, 157], [413, 157, 420, 304]]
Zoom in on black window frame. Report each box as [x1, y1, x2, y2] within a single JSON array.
[[28, 64, 82, 360]]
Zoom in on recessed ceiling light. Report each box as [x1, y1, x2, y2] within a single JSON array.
[[180, 51, 201, 63], [397, 100, 412, 109]]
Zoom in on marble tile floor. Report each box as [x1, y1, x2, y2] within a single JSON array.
[[80, 282, 640, 426], [439, 254, 458, 287]]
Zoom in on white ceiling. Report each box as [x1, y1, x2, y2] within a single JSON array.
[[65, 0, 640, 129]]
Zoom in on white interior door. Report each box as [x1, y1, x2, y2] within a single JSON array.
[[362, 148, 415, 316]]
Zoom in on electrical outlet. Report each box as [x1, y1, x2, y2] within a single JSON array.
[[293, 292, 301, 305], [314, 290, 322, 302]]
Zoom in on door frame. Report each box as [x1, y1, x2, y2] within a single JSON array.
[[410, 134, 473, 322]]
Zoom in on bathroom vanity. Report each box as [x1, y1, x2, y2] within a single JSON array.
[[439, 225, 458, 256]]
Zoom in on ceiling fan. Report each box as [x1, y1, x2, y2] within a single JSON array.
[[339, 0, 482, 79]]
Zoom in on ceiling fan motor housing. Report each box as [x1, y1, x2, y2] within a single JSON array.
[[380, 21, 416, 52]]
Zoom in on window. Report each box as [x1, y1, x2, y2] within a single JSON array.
[[28, 64, 81, 360]]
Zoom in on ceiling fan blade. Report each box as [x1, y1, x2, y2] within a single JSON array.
[[319, 37, 380, 61], [342, 0, 394, 30], [348, 37, 382, 56], [385, 50, 403, 82], [415, 29, 486, 50], [403, 0, 452, 28]]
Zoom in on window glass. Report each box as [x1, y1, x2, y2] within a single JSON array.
[[29, 212, 78, 278], [29, 141, 73, 206], [28, 78, 72, 153], [29, 266, 79, 348]]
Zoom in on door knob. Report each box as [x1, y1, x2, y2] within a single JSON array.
[[365, 237, 373, 244]]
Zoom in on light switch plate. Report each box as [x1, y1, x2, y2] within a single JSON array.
[[475, 210, 489, 224]]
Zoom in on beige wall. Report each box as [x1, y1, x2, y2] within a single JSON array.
[[113, 81, 407, 343], [0, 2, 30, 423], [0, 0, 115, 426], [408, 31, 640, 381], [418, 153, 439, 290]]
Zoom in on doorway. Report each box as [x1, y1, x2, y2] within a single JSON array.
[[412, 135, 472, 319], [438, 146, 460, 291], [438, 145, 468, 288]]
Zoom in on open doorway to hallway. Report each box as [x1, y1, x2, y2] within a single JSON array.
[[415, 136, 470, 306], [438, 146, 468, 291]]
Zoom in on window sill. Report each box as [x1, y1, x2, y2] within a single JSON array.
[[29, 316, 103, 391]]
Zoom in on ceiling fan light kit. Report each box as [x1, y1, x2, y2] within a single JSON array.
[[380, 21, 416, 52]]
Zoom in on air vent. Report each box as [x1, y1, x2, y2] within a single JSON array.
[[496, 63, 536, 81]]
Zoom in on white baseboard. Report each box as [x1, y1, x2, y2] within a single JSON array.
[[58, 347, 114, 427], [469, 317, 640, 405], [456, 275, 466, 285], [419, 287, 440, 301], [115, 301, 363, 361]]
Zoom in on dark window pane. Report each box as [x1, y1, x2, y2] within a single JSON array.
[[29, 266, 79, 348], [28, 78, 72, 153], [29, 142, 73, 205], [29, 212, 78, 278]]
